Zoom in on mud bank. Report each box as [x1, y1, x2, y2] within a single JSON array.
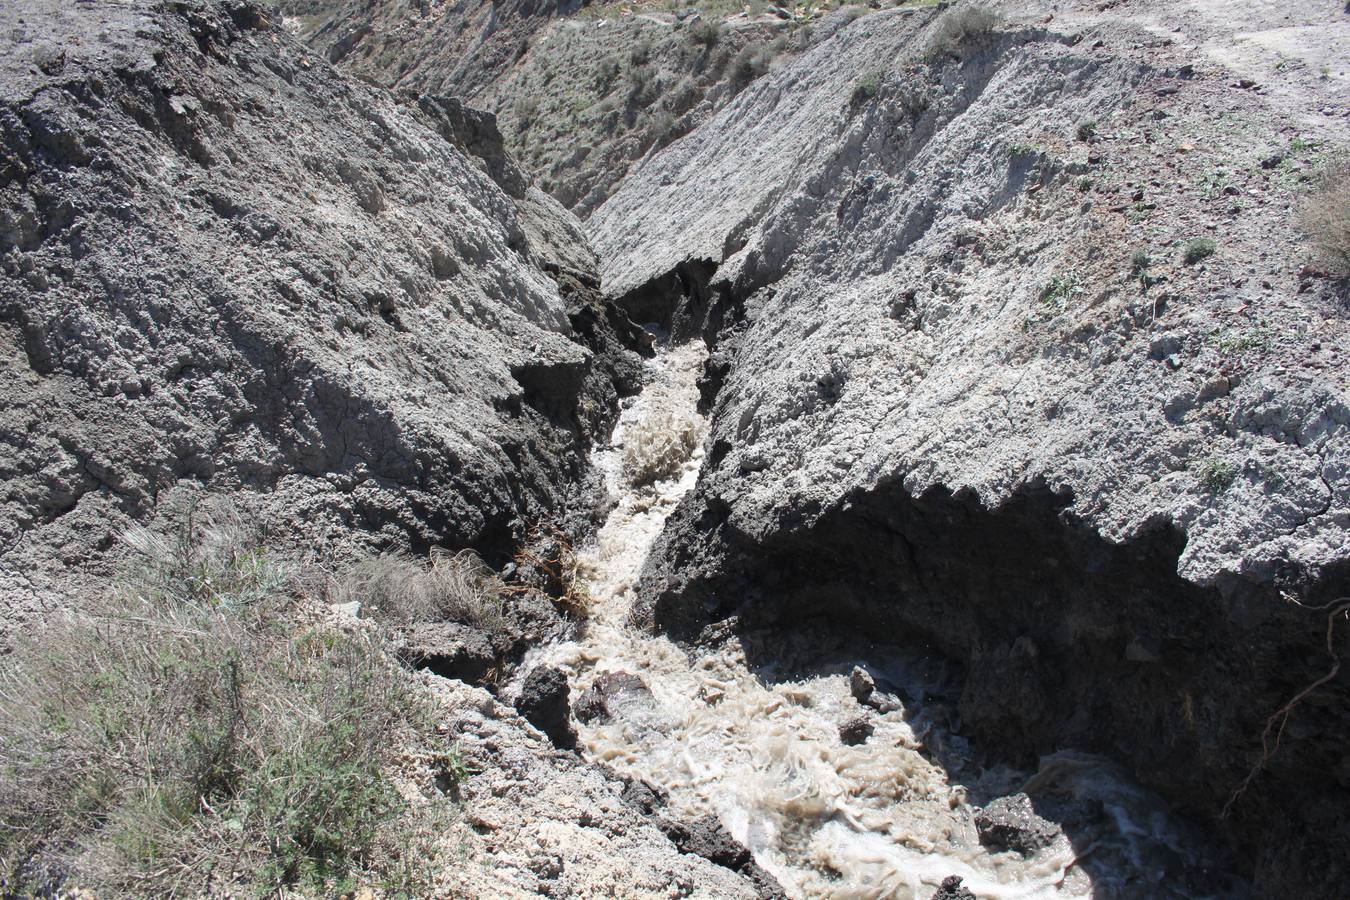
[[642, 463, 1350, 895]]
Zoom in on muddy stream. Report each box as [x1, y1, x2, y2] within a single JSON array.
[[528, 339, 1238, 899]]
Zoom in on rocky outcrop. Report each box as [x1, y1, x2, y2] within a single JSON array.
[[610, 773, 785, 899], [418, 675, 765, 898], [587, 2, 1350, 894], [0, 0, 641, 632]]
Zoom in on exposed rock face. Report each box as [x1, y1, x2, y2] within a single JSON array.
[[596, 4, 1349, 590], [0, 0, 641, 631], [609, 773, 785, 899], [394, 622, 498, 684], [586, 2, 1350, 893]]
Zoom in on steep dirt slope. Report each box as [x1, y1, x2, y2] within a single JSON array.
[[0, 0, 643, 632], [0, 3, 787, 895], [584, 1, 1350, 894], [280, 0, 866, 214]]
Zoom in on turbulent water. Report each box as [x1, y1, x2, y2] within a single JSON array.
[[533, 339, 1239, 900]]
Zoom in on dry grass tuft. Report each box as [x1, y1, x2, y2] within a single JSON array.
[[1298, 156, 1350, 277], [331, 548, 508, 635]]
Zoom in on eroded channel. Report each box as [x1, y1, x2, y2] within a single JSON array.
[[531, 338, 1241, 899]]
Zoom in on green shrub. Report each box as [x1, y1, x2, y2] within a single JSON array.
[[626, 63, 655, 104], [687, 19, 721, 49], [595, 56, 622, 93], [1038, 272, 1083, 309], [1131, 249, 1152, 273], [851, 70, 882, 107], [514, 95, 540, 127], [1076, 119, 1097, 141], [1182, 236, 1217, 265], [0, 501, 455, 897], [1297, 156, 1350, 277], [924, 3, 1002, 61], [1196, 457, 1237, 493], [730, 45, 771, 85]]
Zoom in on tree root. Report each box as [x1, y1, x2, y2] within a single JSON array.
[[1221, 596, 1350, 819]]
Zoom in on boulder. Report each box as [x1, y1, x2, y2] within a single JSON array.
[[848, 666, 875, 703], [973, 793, 1060, 856], [838, 715, 874, 746], [572, 671, 651, 724], [514, 665, 577, 749]]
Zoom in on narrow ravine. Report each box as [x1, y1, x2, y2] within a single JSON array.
[[532, 339, 1240, 900]]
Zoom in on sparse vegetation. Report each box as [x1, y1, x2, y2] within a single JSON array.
[[1131, 249, 1152, 273], [1196, 457, 1238, 493], [924, 3, 1002, 62], [687, 19, 722, 50], [1038, 272, 1083, 309], [851, 70, 882, 107], [627, 62, 656, 104], [1076, 119, 1097, 142], [730, 44, 773, 85], [514, 95, 540, 127], [511, 524, 593, 619], [1297, 155, 1350, 277], [1182, 236, 1217, 265], [595, 56, 622, 93], [0, 501, 460, 897], [1211, 324, 1273, 355]]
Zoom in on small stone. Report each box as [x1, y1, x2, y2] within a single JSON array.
[[930, 875, 976, 900], [330, 600, 362, 618], [839, 715, 874, 745], [849, 666, 875, 703]]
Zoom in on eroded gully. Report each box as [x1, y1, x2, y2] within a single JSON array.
[[528, 338, 1238, 900]]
